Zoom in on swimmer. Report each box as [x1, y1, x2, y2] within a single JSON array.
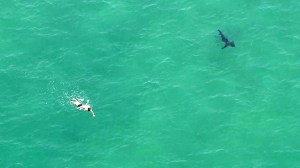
[[71, 98, 95, 117]]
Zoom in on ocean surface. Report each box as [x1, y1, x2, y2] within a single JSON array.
[[1, 0, 300, 167]]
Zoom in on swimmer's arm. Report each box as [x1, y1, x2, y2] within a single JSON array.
[[90, 110, 95, 117]]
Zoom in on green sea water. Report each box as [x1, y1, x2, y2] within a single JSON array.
[[1, 0, 300, 167]]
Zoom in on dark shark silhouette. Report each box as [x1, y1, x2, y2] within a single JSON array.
[[218, 30, 235, 49]]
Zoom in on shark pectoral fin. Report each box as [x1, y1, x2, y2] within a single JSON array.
[[222, 44, 228, 49]]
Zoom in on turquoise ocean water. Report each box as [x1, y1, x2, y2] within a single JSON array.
[[1, 0, 300, 167]]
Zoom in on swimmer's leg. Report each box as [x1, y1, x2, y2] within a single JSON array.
[[71, 100, 79, 105], [71, 99, 78, 104]]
